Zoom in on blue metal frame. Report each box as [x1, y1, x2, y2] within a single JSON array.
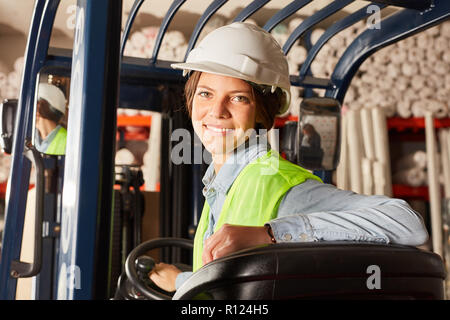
[[233, 0, 270, 22], [282, 0, 355, 54], [56, 0, 121, 299], [151, 0, 187, 62], [0, 0, 60, 300], [120, 0, 144, 58], [372, 0, 432, 11], [327, 0, 450, 103], [263, 0, 312, 32], [299, 2, 387, 78], [184, 0, 228, 60]]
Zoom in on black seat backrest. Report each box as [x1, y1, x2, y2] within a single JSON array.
[[174, 242, 446, 300]]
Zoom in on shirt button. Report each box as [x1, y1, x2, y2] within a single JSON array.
[[283, 233, 292, 241], [299, 233, 308, 241]]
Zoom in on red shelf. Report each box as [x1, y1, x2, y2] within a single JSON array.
[[0, 182, 35, 199], [392, 184, 429, 201], [116, 128, 149, 141], [117, 115, 152, 127], [117, 115, 151, 141], [0, 182, 7, 199], [388, 117, 450, 132], [274, 115, 298, 128]]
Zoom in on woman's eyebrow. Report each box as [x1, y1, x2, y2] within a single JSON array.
[[228, 89, 252, 94], [197, 85, 252, 95], [197, 85, 214, 91]]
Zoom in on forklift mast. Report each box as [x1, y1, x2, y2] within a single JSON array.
[[0, 0, 449, 300]]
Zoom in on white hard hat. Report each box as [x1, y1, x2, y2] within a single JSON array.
[[172, 22, 291, 114], [38, 83, 66, 114]]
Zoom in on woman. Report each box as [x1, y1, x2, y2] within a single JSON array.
[[149, 23, 428, 292], [35, 83, 67, 155]]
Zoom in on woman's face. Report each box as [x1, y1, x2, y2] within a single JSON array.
[[191, 72, 257, 157]]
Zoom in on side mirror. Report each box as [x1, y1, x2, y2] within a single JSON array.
[[297, 97, 341, 171], [33, 76, 69, 156], [0, 99, 18, 154]]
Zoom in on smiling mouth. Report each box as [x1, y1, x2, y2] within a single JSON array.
[[204, 124, 235, 135]]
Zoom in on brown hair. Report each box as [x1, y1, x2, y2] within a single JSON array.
[[184, 71, 283, 130], [37, 98, 64, 123]]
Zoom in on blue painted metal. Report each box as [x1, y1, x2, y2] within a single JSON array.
[[34, 157, 59, 299], [0, 0, 60, 300], [233, 0, 270, 22], [56, 0, 121, 299], [263, 0, 312, 32], [184, 0, 228, 60], [327, 0, 450, 103], [52, 156, 65, 297], [372, 0, 432, 11], [299, 3, 387, 79], [120, 0, 144, 57], [43, 49, 184, 111], [151, 0, 187, 62], [313, 170, 332, 184], [301, 29, 314, 98], [289, 75, 332, 90], [282, 0, 354, 54]]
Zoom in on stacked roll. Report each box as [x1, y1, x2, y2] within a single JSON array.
[[277, 20, 449, 119], [142, 111, 161, 192], [345, 21, 449, 119], [0, 152, 11, 183], [439, 128, 450, 199], [0, 56, 24, 101], [337, 106, 392, 196], [123, 25, 188, 62], [392, 150, 427, 187], [336, 107, 392, 196]]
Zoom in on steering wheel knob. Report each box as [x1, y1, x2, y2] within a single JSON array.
[[125, 238, 193, 300], [135, 256, 155, 274]]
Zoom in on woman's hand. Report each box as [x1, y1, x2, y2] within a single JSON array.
[[148, 263, 182, 292], [202, 224, 273, 265]]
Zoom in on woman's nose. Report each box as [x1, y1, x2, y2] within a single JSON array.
[[209, 98, 230, 119]]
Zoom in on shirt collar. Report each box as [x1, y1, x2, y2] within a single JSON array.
[[202, 133, 270, 196], [35, 125, 62, 153]]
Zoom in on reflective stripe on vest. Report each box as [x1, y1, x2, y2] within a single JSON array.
[[46, 126, 67, 155], [192, 150, 322, 272]]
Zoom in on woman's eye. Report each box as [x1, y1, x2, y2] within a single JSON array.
[[198, 91, 211, 98], [232, 96, 250, 103]]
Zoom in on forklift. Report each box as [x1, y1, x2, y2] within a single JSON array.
[[0, 0, 449, 300]]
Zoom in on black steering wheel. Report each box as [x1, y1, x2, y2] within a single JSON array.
[[124, 237, 193, 300]]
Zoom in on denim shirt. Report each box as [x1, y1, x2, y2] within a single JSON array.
[[175, 138, 429, 290], [35, 125, 62, 153]]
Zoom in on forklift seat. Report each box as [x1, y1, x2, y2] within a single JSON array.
[[173, 242, 446, 300]]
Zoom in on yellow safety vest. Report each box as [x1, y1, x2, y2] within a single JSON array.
[[193, 150, 322, 272], [46, 126, 67, 156]]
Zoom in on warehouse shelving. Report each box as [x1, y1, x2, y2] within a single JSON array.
[[387, 117, 450, 131], [0, 183, 35, 199], [276, 115, 450, 131], [0, 182, 6, 199], [116, 114, 152, 141], [392, 184, 430, 201], [388, 116, 450, 202], [2, 114, 448, 200]]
